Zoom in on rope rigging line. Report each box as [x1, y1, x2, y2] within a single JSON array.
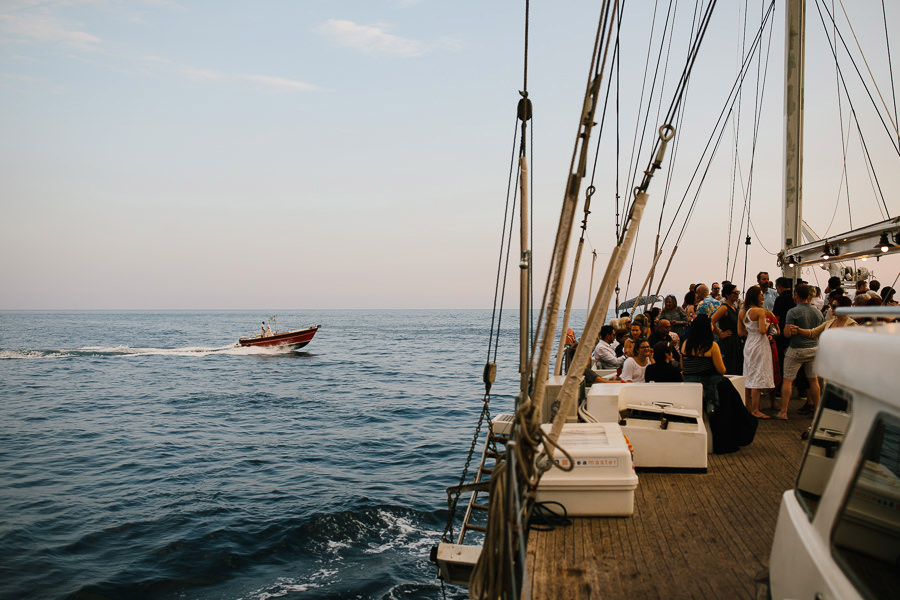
[[616, 5, 623, 241], [624, 0, 720, 304], [554, 21, 624, 375], [543, 2, 723, 485], [651, 2, 706, 298], [821, 112, 855, 237], [471, 4, 622, 599], [628, 0, 676, 209], [621, 0, 721, 249], [833, 0, 854, 235], [440, 111, 523, 546], [442, 0, 536, 549], [654, 1, 775, 260], [729, 0, 775, 284], [813, 0, 893, 218], [725, 0, 749, 281], [527, 0, 617, 385], [837, 0, 900, 141], [631, 0, 774, 299], [881, 0, 899, 150], [646, 1, 681, 300], [816, 0, 900, 157], [622, 0, 662, 233]]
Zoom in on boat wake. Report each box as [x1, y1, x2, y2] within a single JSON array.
[[0, 344, 309, 359]]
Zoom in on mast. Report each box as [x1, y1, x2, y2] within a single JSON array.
[[778, 0, 900, 270], [782, 0, 805, 280], [519, 154, 530, 393]]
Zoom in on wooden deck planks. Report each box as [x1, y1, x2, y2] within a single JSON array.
[[526, 407, 812, 599]]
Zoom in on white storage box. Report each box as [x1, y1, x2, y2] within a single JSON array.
[[543, 375, 578, 423], [584, 382, 628, 422], [618, 383, 707, 469], [726, 374, 745, 400], [491, 413, 516, 436], [535, 423, 638, 516]]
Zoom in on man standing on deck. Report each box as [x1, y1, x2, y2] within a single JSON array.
[[772, 277, 795, 395], [855, 280, 870, 302], [758, 271, 778, 311], [695, 284, 720, 317], [778, 284, 824, 419], [867, 280, 882, 301], [648, 319, 672, 347]]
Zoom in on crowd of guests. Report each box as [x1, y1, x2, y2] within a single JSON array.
[[587, 272, 898, 420]]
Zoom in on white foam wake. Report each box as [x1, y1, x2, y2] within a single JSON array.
[[0, 344, 305, 359]]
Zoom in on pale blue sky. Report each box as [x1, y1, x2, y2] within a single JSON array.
[[2, 1, 899, 310]]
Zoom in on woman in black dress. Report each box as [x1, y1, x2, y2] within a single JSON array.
[[711, 282, 743, 375]]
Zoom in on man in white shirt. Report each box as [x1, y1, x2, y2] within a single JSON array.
[[592, 325, 626, 369]]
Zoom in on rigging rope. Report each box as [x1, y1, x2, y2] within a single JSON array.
[[655, 2, 775, 266], [837, 0, 900, 141], [441, 0, 535, 552], [471, 3, 621, 599], [816, 0, 900, 158], [881, 0, 900, 150], [726, 1, 748, 279], [729, 0, 775, 284], [813, 0, 893, 218], [543, 1, 721, 492]]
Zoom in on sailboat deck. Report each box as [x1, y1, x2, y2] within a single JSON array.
[[526, 407, 812, 599]]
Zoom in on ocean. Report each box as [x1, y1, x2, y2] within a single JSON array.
[[0, 309, 561, 599]]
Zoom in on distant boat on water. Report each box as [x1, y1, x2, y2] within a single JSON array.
[[237, 317, 319, 351]]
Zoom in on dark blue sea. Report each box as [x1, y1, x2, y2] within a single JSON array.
[[0, 310, 559, 599]]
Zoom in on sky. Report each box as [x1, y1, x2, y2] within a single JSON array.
[[2, 0, 899, 310]]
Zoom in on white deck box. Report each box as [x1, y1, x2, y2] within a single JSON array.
[[618, 383, 707, 470], [726, 374, 745, 400], [536, 423, 638, 516], [584, 382, 628, 422], [543, 375, 578, 423]]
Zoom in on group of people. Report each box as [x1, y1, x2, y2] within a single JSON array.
[[588, 271, 898, 420]]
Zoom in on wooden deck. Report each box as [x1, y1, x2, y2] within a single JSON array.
[[526, 397, 813, 599]]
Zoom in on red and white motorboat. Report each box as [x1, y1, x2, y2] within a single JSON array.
[[238, 318, 319, 350]]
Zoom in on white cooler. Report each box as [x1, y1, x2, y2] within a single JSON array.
[[535, 423, 638, 516]]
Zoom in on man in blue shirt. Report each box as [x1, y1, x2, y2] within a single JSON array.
[[695, 284, 721, 317], [758, 271, 778, 311]]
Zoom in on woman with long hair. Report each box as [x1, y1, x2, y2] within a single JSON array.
[[680, 314, 726, 413], [711, 282, 743, 375], [660, 294, 689, 338], [683, 289, 697, 323], [620, 338, 652, 383], [738, 285, 776, 419]]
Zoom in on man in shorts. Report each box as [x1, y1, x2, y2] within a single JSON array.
[[779, 283, 824, 418]]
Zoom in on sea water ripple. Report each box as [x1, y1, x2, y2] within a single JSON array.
[[0, 310, 550, 599]]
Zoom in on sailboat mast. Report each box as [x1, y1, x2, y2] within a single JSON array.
[[783, 0, 805, 280], [519, 155, 531, 393]]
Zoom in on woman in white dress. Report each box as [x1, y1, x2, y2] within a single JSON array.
[[738, 285, 777, 419]]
